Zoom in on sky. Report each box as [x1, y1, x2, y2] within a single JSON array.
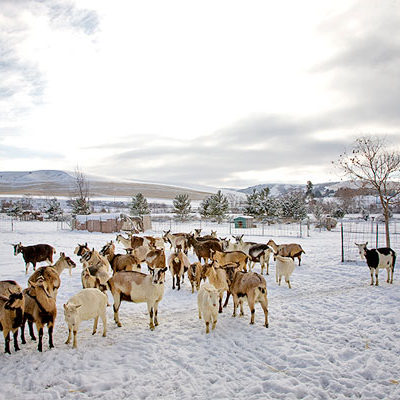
[[1, 0, 400, 189]]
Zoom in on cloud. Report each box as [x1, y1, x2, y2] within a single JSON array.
[[0, 144, 63, 160]]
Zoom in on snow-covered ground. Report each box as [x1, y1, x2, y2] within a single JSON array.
[[0, 221, 399, 400]]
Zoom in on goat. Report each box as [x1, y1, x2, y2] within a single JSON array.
[[358, 243, 396, 285], [210, 249, 248, 272], [145, 248, 166, 271], [116, 234, 150, 250], [162, 230, 186, 252], [52, 252, 76, 276], [21, 277, 57, 351], [167, 251, 190, 290], [203, 262, 229, 313], [188, 235, 223, 263], [0, 281, 24, 354], [80, 249, 111, 287], [100, 241, 141, 273], [28, 266, 61, 299], [63, 288, 108, 349], [13, 242, 56, 274], [229, 270, 269, 327], [248, 244, 272, 275], [188, 262, 204, 293], [355, 242, 368, 261], [144, 236, 165, 251], [107, 268, 168, 330], [275, 255, 296, 288], [197, 283, 219, 333], [74, 243, 90, 257], [267, 239, 305, 266]]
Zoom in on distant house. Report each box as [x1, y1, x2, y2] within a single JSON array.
[[73, 213, 151, 233], [233, 216, 255, 229]]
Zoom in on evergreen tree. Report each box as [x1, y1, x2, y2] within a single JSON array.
[[199, 196, 211, 219], [130, 193, 150, 216], [279, 191, 307, 221], [173, 193, 192, 221], [200, 190, 229, 223], [305, 181, 314, 201], [43, 198, 63, 220], [244, 190, 260, 217]]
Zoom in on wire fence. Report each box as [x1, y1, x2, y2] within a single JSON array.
[[150, 218, 309, 238], [340, 219, 400, 262]]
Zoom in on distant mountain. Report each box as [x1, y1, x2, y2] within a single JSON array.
[[0, 170, 216, 200], [239, 181, 342, 197]]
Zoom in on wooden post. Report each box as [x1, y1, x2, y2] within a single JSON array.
[[341, 223, 344, 263], [376, 223, 379, 248]]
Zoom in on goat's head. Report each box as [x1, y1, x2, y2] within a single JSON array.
[[58, 252, 76, 269], [13, 242, 22, 256], [0, 288, 24, 310], [63, 302, 82, 326], [148, 267, 168, 285], [355, 242, 368, 259], [74, 243, 89, 256]]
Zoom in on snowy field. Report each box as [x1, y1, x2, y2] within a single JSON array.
[[0, 221, 400, 400]]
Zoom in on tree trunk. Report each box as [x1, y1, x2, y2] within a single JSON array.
[[384, 204, 391, 248]]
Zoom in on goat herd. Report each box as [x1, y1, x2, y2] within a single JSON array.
[[0, 229, 396, 355]]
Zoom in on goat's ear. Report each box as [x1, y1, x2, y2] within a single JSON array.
[[63, 303, 67, 310], [0, 295, 10, 301], [365, 241, 368, 246], [75, 304, 82, 309]]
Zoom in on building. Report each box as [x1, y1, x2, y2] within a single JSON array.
[[233, 216, 255, 229]]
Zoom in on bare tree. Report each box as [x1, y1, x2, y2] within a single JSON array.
[[335, 136, 400, 247], [71, 167, 91, 215]]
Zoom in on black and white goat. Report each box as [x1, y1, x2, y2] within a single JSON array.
[[358, 243, 396, 286]]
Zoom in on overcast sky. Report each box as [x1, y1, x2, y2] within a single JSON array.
[[1, 0, 400, 189]]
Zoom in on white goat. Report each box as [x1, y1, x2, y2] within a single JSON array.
[[275, 255, 296, 288], [63, 288, 108, 349], [197, 283, 219, 333]]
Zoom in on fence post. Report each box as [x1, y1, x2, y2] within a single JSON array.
[[299, 221, 302, 238], [262, 222, 264, 236], [341, 223, 344, 263], [376, 223, 379, 248]]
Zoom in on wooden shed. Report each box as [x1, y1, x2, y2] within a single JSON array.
[[233, 216, 255, 228]]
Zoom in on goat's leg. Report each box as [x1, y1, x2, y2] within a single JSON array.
[[205, 321, 210, 334], [248, 296, 256, 325], [28, 320, 36, 341], [154, 301, 160, 327], [390, 267, 394, 284], [33, 262, 36, 271], [176, 275, 181, 291], [375, 271, 379, 286], [239, 299, 244, 317], [223, 291, 230, 308], [92, 316, 99, 335], [278, 275, 282, 286], [148, 304, 155, 330], [218, 294, 223, 314], [100, 311, 107, 336], [260, 298, 269, 328], [113, 293, 122, 327], [20, 318, 26, 344], [286, 275, 292, 289], [232, 294, 238, 317], [387, 268, 390, 283], [212, 314, 217, 330], [370, 269, 374, 285], [72, 329, 78, 348], [37, 326, 43, 352], [65, 328, 72, 344], [4, 332, 11, 354], [13, 330, 20, 351], [48, 324, 54, 349], [25, 263, 29, 275], [172, 275, 175, 290]]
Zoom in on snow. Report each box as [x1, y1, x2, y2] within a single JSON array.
[[1, 221, 400, 399]]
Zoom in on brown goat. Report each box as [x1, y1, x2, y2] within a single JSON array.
[[100, 241, 141, 273], [210, 249, 248, 272], [167, 251, 190, 290], [188, 235, 223, 263], [21, 277, 57, 351], [13, 242, 56, 274], [28, 266, 61, 299], [267, 240, 305, 266], [188, 262, 204, 293], [229, 271, 269, 327], [0, 281, 25, 354]]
